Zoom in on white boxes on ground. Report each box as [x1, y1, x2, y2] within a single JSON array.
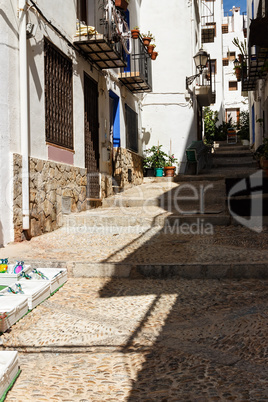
[[0, 351, 20, 400], [0, 265, 31, 286], [0, 281, 50, 310], [28, 268, 68, 294], [0, 295, 29, 333]]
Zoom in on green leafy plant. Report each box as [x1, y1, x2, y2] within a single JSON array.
[[165, 154, 178, 167], [236, 111, 249, 141], [232, 37, 247, 57], [143, 145, 168, 169], [142, 31, 155, 40], [204, 107, 219, 144]]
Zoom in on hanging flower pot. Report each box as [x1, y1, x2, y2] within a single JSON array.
[[131, 28, 140, 39], [147, 44, 155, 55], [142, 37, 152, 46], [151, 51, 158, 60], [234, 67, 241, 81], [115, 0, 129, 11]]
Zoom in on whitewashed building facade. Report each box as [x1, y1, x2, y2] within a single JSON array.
[[0, 0, 151, 245]]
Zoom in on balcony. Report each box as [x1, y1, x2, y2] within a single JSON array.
[[242, 17, 268, 91], [118, 34, 152, 92], [73, 0, 128, 69], [194, 68, 216, 107]]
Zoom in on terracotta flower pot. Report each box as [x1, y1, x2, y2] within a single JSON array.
[[164, 166, 176, 177], [151, 51, 158, 60], [131, 29, 140, 39], [147, 44, 155, 54], [142, 37, 151, 47], [235, 67, 241, 81], [115, 0, 128, 11]]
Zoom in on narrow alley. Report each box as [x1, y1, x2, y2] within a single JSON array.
[[1, 141, 268, 400]]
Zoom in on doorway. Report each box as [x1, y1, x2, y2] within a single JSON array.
[[84, 73, 100, 199]]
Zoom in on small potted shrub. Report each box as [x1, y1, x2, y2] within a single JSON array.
[[131, 26, 140, 39], [141, 31, 154, 46], [143, 145, 168, 177], [164, 154, 178, 177]]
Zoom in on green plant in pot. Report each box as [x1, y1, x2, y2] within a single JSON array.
[[236, 110, 249, 144], [143, 145, 168, 177]]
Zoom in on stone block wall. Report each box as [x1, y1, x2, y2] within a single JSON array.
[[111, 147, 143, 193], [13, 154, 87, 241]]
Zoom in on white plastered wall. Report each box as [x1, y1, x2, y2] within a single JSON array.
[[140, 0, 199, 173]]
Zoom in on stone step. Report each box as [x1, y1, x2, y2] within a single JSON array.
[[213, 159, 257, 168], [213, 151, 253, 158]]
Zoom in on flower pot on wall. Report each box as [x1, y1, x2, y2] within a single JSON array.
[[235, 67, 241, 81], [147, 44, 155, 54], [131, 29, 140, 39], [142, 37, 151, 47], [144, 168, 155, 177], [115, 0, 128, 11], [151, 51, 158, 60]]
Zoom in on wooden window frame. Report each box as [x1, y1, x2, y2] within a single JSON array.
[[222, 58, 229, 66]]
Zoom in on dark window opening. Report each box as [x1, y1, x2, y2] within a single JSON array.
[[229, 81, 238, 91], [125, 104, 138, 153], [222, 24, 228, 34], [44, 39, 73, 149], [77, 0, 87, 24]]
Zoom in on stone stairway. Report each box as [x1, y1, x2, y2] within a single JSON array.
[[2, 141, 268, 280]]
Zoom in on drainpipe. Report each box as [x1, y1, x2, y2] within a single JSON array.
[[19, 0, 30, 231]]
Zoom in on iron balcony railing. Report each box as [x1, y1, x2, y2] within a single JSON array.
[[118, 34, 152, 92], [74, 0, 130, 69], [242, 17, 268, 91]]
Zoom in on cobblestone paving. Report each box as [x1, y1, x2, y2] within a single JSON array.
[[1, 224, 268, 266], [2, 278, 268, 400]]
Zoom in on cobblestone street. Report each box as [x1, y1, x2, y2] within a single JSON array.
[[1, 277, 268, 401]]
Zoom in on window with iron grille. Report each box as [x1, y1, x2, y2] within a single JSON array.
[[44, 39, 73, 150], [125, 104, 138, 153], [223, 58, 229, 66], [222, 24, 228, 34], [229, 81, 238, 91]]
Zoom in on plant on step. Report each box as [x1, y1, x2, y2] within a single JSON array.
[[204, 107, 219, 145], [165, 154, 178, 167], [143, 145, 168, 169]]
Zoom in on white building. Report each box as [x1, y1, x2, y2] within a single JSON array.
[[222, 6, 248, 126], [140, 0, 213, 174], [0, 0, 152, 245], [244, 0, 268, 149]]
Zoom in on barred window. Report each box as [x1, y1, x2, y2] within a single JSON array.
[[229, 81, 238, 91], [223, 58, 229, 66], [222, 24, 228, 34], [44, 39, 73, 150], [125, 104, 138, 153]]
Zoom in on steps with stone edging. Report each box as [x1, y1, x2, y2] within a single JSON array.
[[57, 141, 268, 280]]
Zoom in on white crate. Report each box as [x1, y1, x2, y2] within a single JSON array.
[[0, 265, 32, 286], [0, 351, 20, 401], [0, 295, 29, 333], [27, 268, 68, 294], [0, 281, 50, 310]]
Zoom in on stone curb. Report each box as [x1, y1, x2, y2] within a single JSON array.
[[22, 260, 268, 280]]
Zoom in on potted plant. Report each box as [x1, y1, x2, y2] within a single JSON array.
[[164, 154, 178, 177], [151, 51, 158, 60], [234, 65, 241, 81], [115, 0, 129, 12], [147, 42, 156, 55], [143, 145, 168, 177], [141, 31, 154, 47], [236, 110, 249, 145], [131, 26, 140, 39]]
